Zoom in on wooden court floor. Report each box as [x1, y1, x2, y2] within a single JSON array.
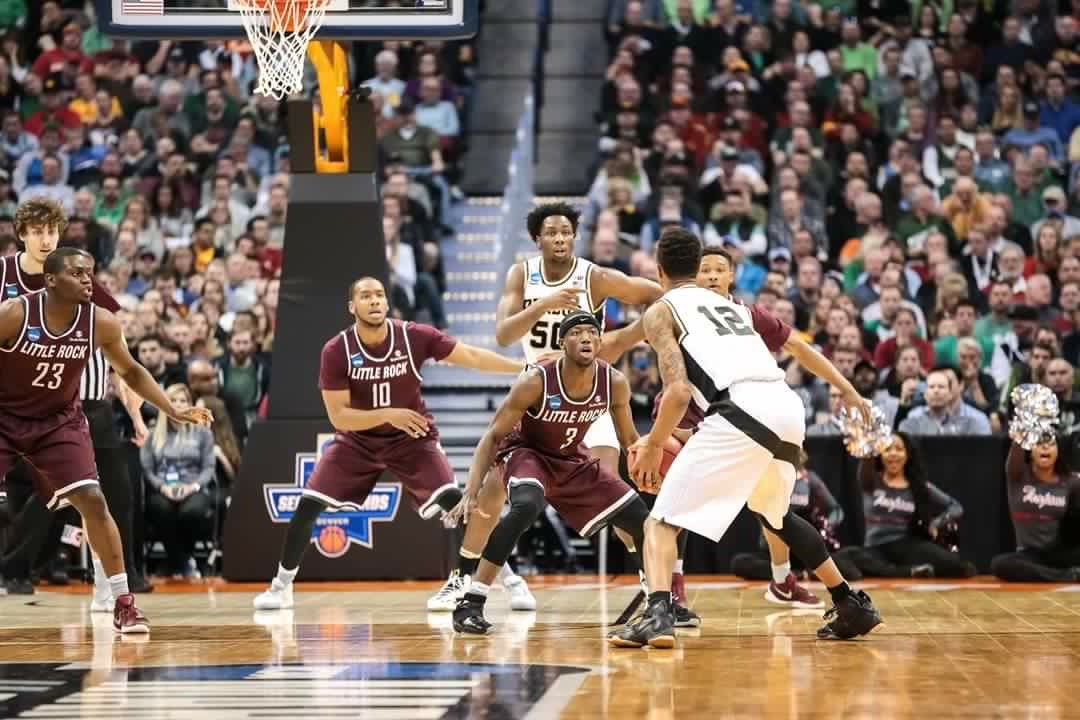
[[0, 576, 1077, 719]]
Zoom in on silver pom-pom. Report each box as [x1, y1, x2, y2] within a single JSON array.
[[835, 403, 893, 458], [1009, 384, 1059, 450]]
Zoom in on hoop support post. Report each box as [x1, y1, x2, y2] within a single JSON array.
[[307, 39, 349, 173]]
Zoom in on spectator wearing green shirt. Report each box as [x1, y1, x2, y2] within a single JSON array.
[[895, 185, 958, 259], [1004, 156, 1046, 228], [840, 18, 877, 81], [933, 300, 996, 369], [974, 280, 1016, 355]]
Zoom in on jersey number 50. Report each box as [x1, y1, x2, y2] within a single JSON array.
[[697, 306, 755, 337], [529, 320, 561, 351]]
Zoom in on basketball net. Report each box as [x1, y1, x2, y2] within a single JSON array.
[[233, 0, 331, 99]]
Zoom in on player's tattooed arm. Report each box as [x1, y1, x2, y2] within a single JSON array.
[[609, 368, 640, 449], [590, 266, 663, 307], [640, 302, 691, 448], [448, 369, 543, 524], [597, 317, 646, 363], [494, 263, 578, 346], [0, 298, 26, 350], [95, 308, 212, 426], [443, 342, 525, 374]]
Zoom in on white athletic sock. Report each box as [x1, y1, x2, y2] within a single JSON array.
[[674, 559, 685, 575], [108, 573, 130, 599], [496, 563, 515, 584], [772, 562, 791, 584], [275, 564, 299, 587], [92, 555, 110, 597], [469, 581, 490, 597]]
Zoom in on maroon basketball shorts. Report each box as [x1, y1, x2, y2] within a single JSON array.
[[499, 447, 638, 537], [0, 405, 99, 510], [303, 433, 458, 518]]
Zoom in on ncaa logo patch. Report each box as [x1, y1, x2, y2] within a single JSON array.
[[263, 435, 400, 557], [26, 326, 40, 342], [350, 352, 364, 368], [548, 395, 562, 410], [529, 272, 541, 284], [4, 283, 16, 298]]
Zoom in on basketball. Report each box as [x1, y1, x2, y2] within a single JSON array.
[[317, 525, 348, 555], [627, 435, 684, 484]]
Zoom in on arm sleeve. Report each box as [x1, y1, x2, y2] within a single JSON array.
[[194, 428, 216, 489], [927, 482, 964, 527], [749, 303, 792, 352], [407, 322, 458, 364], [318, 335, 350, 391]]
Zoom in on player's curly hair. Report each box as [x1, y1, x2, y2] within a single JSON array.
[[526, 201, 580, 241], [656, 227, 702, 281], [14, 198, 67, 241]]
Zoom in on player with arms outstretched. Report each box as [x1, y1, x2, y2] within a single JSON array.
[[429, 201, 663, 611], [611, 228, 882, 648], [448, 311, 651, 634], [253, 277, 527, 611], [0, 248, 212, 633]]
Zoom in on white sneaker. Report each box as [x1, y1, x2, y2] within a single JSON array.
[[503, 574, 536, 611], [253, 579, 294, 610], [90, 594, 113, 613], [427, 570, 468, 611]]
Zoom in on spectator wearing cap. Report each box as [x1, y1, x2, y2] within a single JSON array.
[[713, 115, 765, 176], [1031, 185, 1080, 240], [25, 74, 80, 137], [363, 49, 406, 119], [1004, 101, 1065, 164]]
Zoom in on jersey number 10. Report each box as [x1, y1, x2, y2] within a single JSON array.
[[372, 382, 391, 408], [697, 306, 755, 337]]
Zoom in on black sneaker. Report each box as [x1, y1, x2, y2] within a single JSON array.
[[674, 604, 702, 628], [608, 604, 676, 649], [5, 577, 34, 595], [817, 590, 882, 640], [910, 563, 935, 578], [452, 598, 492, 635]]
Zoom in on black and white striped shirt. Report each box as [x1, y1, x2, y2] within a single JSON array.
[[80, 350, 109, 402]]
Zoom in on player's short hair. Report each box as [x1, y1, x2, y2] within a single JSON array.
[[559, 310, 601, 342], [348, 276, 384, 299], [15, 198, 67, 240], [656, 227, 702, 280], [701, 246, 733, 266], [43, 247, 90, 275], [526, 201, 580, 240]]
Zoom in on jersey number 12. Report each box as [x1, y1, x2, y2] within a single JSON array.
[[697, 306, 754, 337]]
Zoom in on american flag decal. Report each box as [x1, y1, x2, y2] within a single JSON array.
[[120, 0, 164, 14]]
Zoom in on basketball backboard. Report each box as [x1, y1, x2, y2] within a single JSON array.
[[95, 0, 479, 40]]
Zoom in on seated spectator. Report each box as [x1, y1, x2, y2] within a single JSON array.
[[833, 433, 976, 579], [20, 153, 73, 213], [899, 367, 992, 435], [992, 436, 1080, 582], [141, 384, 216, 579], [873, 307, 935, 372]]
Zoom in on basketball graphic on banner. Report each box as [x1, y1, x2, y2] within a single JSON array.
[[317, 525, 348, 556]]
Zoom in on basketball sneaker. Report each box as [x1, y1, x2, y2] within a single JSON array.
[[609, 604, 675, 649], [765, 573, 825, 609], [816, 590, 882, 640], [503, 573, 536, 611], [112, 594, 150, 634], [428, 570, 468, 612], [452, 597, 492, 635], [253, 578, 295, 611], [674, 604, 702, 628]]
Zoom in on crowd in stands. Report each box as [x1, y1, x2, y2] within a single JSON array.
[[0, 0, 477, 581], [586, 0, 1080, 582]]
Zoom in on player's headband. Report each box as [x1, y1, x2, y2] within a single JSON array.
[[560, 311, 601, 342]]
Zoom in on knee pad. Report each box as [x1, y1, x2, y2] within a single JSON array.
[[481, 483, 546, 567], [755, 510, 829, 571], [610, 496, 649, 551]]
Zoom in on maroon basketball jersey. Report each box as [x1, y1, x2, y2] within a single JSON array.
[[0, 252, 120, 310], [318, 319, 457, 440], [652, 391, 705, 431], [0, 291, 95, 418], [514, 358, 612, 458]]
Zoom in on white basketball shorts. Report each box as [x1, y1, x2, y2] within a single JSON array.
[[583, 411, 619, 450], [650, 380, 806, 542]]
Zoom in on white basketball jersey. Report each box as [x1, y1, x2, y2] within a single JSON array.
[[519, 256, 604, 362], [661, 285, 784, 411]]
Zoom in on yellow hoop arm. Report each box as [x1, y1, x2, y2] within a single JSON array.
[[307, 40, 349, 174]]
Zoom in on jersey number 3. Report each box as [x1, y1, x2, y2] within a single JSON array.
[[31, 362, 65, 390], [697, 306, 754, 337]]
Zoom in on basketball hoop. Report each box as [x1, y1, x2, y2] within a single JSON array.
[[233, 0, 332, 99]]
